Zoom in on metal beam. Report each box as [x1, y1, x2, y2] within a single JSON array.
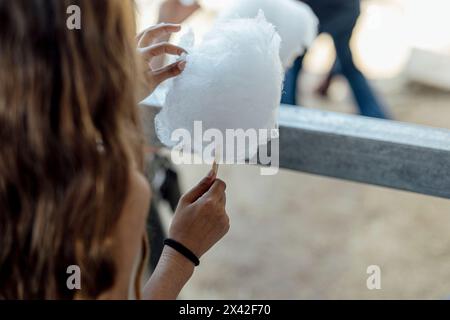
[[140, 103, 450, 199], [278, 106, 450, 199]]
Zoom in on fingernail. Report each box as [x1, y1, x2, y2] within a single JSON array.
[[178, 61, 186, 71], [207, 169, 215, 179]]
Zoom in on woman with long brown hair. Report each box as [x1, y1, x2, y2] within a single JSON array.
[[0, 0, 229, 299]]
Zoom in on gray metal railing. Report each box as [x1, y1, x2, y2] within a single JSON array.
[[140, 103, 450, 199]]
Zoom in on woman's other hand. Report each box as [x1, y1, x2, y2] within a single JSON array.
[[136, 23, 187, 100], [169, 170, 230, 259]]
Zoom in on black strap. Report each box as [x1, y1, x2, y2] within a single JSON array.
[[164, 239, 200, 267]]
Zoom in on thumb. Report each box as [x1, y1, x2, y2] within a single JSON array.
[[181, 169, 216, 204]]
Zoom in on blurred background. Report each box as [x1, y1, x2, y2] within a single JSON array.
[[138, 0, 450, 299]]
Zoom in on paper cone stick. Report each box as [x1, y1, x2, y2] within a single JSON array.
[[212, 144, 221, 176]]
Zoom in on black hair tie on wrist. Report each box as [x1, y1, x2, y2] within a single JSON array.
[[164, 239, 200, 267]]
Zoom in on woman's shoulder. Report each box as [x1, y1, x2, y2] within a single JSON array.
[[123, 170, 152, 221]]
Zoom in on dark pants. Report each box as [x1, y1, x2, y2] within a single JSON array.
[[282, 2, 389, 119]]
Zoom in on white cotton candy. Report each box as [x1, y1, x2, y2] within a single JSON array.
[[219, 0, 318, 68], [155, 13, 283, 162]]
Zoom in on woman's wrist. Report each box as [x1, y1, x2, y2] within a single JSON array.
[[143, 246, 195, 300], [161, 245, 196, 276], [164, 238, 200, 266]]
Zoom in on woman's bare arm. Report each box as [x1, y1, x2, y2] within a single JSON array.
[[143, 247, 194, 300], [144, 171, 229, 300]]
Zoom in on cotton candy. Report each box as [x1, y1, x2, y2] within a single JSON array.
[[155, 13, 283, 162], [219, 0, 318, 68]]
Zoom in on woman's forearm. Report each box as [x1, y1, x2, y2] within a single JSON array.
[[143, 246, 195, 300]]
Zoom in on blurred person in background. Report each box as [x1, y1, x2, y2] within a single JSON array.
[[0, 0, 229, 299], [158, 0, 200, 25], [152, 0, 200, 68], [315, 59, 339, 98], [282, 0, 390, 119]]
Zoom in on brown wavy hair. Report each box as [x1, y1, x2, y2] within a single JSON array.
[[0, 0, 145, 299]]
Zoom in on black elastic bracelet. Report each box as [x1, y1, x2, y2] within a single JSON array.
[[164, 239, 200, 267]]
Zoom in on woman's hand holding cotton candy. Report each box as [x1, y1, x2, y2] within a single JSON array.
[[136, 23, 187, 100], [169, 172, 230, 259]]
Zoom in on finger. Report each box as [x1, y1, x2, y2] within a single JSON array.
[[137, 23, 181, 47], [222, 212, 230, 227], [217, 192, 226, 207], [151, 60, 186, 86], [181, 169, 216, 204], [217, 188, 226, 205], [136, 23, 181, 42], [140, 43, 186, 61], [204, 179, 226, 199], [223, 214, 230, 233]]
